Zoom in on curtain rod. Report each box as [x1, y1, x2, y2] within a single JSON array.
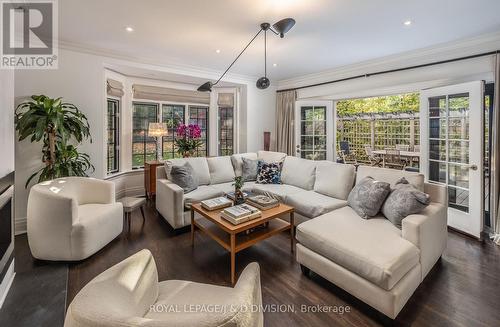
[[277, 50, 499, 93]]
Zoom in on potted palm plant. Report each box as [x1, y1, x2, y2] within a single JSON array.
[[15, 95, 94, 187], [175, 123, 203, 157]]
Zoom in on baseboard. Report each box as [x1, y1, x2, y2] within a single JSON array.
[[15, 217, 27, 235], [0, 260, 15, 309]]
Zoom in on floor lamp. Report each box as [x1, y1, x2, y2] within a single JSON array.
[[147, 122, 168, 162]]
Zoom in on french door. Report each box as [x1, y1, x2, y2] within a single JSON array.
[[295, 101, 334, 161], [420, 81, 484, 238]]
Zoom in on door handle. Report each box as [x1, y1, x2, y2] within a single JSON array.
[[468, 164, 478, 171], [296, 149, 301, 153]]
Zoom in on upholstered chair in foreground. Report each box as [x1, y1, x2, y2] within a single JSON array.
[[64, 249, 264, 327], [27, 177, 123, 261]]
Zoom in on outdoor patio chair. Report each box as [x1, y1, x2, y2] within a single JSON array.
[[384, 148, 407, 170], [338, 141, 358, 165], [364, 145, 382, 167]]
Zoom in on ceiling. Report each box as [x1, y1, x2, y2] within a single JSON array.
[[60, 0, 500, 81]]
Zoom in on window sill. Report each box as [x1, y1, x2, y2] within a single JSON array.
[[105, 169, 144, 180]]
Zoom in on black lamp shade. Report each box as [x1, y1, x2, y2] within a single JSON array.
[[273, 18, 296, 38], [197, 81, 213, 92], [256, 77, 270, 89]]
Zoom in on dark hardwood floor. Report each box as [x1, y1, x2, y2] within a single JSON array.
[[66, 200, 500, 327]]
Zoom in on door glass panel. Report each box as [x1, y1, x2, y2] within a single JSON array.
[[429, 139, 446, 161], [448, 186, 469, 213], [428, 93, 470, 213], [448, 141, 469, 163], [429, 161, 447, 184], [300, 106, 327, 160]]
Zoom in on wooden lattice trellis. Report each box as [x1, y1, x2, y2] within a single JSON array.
[[336, 113, 420, 163]]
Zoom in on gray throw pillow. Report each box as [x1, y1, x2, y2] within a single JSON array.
[[170, 162, 198, 193], [241, 158, 259, 181], [348, 176, 391, 219], [381, 177, 431, 228]]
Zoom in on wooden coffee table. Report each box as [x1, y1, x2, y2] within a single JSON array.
[[190, 203, 295, 285]]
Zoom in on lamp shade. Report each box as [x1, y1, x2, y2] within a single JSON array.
[[148, 123, 168, 137], [197, 81, 213, 92], [273, 18, 296, 38]]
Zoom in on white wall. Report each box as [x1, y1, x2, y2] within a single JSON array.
[[0, 70, 15, 179], [13, 48, 276, 233]]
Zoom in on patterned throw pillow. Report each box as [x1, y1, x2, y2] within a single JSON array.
[[256, 162, 282, 184]]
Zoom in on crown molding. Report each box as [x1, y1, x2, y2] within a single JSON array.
[[277, 31, 500, 90], [57, 40, 269, 85]]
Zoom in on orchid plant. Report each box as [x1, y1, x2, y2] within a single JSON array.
[[175, 123, 203, 157]]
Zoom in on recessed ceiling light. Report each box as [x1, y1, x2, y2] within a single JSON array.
[[215, 49, 221, 54], [273, 63, 277, 67], [403, 20, 412, 26], [125, 26, 134, 32]]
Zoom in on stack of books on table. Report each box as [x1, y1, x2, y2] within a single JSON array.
[[201, 197, 233, 211], [246, 195, 279, 210], [221, 204, 262, 225]]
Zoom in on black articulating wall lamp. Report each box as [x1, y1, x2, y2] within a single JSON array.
[[197, 18, 295, 92]]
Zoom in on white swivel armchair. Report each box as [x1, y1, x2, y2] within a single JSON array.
[[64, 249, 264, 327], [27, 177, 123, 261]]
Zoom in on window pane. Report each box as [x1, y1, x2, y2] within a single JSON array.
[[218, 106, 233, 156], [189, 106, 209, 157], [162, 104, 185, 160], [300, 106, 326, 160], [132, 102, 158, 168], [107, 99, 119, 173]]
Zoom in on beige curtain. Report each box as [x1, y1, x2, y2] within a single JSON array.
[[276, 90, 297, 155], [492, 54, 500, 245], [132, 84, 210, 104], [107, 79, 124, 97]]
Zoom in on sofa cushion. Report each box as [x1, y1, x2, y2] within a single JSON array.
[[286, 191, 347, 218], [183, 186, 223, 208], [169, 162, 199, 193], [231, 153, 258, 177], [257, 151, 287, 163], [314, 161, 356, 200], [251, 183, 303, 202], [165, 158, 211, 186], [207, 156, 236, 184], [280, 156, 317, 190], [357, 166, 424, 191], [296, 206, 420, 291]]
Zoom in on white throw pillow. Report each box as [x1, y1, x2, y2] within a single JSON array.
[[257, 151, 287, 163], [280, 156, 317, 190], [230, 153, 258, 176], [207, 156, 236, 184], [314, 161, 356, 200]]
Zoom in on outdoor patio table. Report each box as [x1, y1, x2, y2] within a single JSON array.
[[372, 150, 420, 168]]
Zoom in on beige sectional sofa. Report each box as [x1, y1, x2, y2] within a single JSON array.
[[155, 151, 448, 319]]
